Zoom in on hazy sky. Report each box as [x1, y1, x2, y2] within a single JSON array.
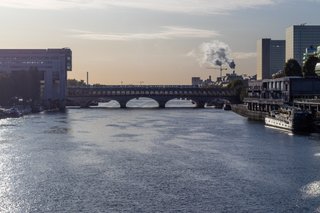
[[0, 0, 319, 84]]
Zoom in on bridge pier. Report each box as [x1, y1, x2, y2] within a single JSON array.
[[117, 100, 127, 108], [195, 101, 205, 108], [158, 100, 167, 108], [120, 103, 127, 108]]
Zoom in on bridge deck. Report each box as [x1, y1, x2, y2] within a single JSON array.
[[67, 85, 238, 108]]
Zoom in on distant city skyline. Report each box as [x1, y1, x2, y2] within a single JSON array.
[[1, 0, 320, 84]]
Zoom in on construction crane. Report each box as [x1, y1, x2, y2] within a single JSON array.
[[207, 65, 228, 78]]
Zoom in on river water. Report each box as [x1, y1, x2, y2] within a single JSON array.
[[1, 99, 320, 212]]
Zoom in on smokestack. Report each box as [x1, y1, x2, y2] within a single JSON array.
[[86, 72, 89, 85], [228, 60, 236, 69]]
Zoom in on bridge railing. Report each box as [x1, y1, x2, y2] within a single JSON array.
[[68, 85, 224, 89]]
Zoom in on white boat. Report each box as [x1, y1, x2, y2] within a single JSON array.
[[265, 106, 312, 132]]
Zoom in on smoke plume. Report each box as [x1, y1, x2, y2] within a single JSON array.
[[198, 40, 236, 69]]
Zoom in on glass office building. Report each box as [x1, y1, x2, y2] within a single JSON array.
[[257, 38, 285, 80], [286, 25, 320, 66]]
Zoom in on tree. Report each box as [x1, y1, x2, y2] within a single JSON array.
[[67, 79, 86, 87], [303, 55, 319, 77], [284, 59, 303, 77], [227, 79, 247, 102]]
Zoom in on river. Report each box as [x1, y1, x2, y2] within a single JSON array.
[[1, 99, 320, 212]]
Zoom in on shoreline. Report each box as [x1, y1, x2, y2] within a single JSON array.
[[231, 104, 268, 121]]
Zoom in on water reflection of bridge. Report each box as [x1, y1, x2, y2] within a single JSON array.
[[67, 85, 238, 108]]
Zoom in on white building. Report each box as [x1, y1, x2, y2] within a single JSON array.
[[286, 25, 320, 66], [257, 38, 285, 80], [0, 48, 72, 109]]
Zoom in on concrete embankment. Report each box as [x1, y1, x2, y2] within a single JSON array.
[[232, 104, 268, 121], [0, 105, 33, 119]]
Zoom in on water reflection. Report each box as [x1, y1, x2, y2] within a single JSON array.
[[0, 119, 20, 212], [95, 100, 120, 108], [166, 99, 195, 108], [127, 98, 158, 108], [1, 105, 320, 212], [92, 98, 196, 108], [301, 181, 320, 199]]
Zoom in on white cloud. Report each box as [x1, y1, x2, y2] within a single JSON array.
[[68, 26, 219, 41], [232, 52, 257, 59], [0, 0, 277, 14]]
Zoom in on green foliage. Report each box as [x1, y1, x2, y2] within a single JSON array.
[[227, 79, 243, 89], [67, 79, 86, 87], [284, 59, 303, 77], [302, 55, 320, 77], [227, 79, 247, 102]]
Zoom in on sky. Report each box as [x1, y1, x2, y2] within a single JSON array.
[[0, 0, 320, 85]]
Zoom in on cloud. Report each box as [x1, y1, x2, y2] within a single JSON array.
[[68, 26, 219, 41], [232, 52, 257, 59], [0, 0, 277, 14]]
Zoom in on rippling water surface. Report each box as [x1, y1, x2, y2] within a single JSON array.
[[1, 99, 320, 212]]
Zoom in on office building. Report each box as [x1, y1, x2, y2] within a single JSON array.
[[286, 25, 320, 66], [0, 48, 72, 109], [257, 38, 285, 80]]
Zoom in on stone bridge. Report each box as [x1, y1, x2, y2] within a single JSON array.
[[67, 85, 238, 108]]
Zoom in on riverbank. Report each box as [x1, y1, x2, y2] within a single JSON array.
[[0, 108, 23, 119], [232, 104, 268, 121], [0, 105, 37, 119], [232, 103, 320, 133]]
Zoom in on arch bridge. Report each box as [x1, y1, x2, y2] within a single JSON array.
[[67, 85, 238, 108]]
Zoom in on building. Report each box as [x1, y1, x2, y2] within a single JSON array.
[[302, 45, 320, 75], [286, 25, 320, 66], [191, 76, 214, 87], [247, 77, 320, 103], [257, 38, 286, 80], [218, 71, 244, 87], [303, 45, 318, 65], [0, 48, 72, 109], [315, 46, 320, 76], [234, 77, 320, 120], [191, 77, 203, 86]]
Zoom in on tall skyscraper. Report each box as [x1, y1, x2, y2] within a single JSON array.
[[286, 25, 320, 66], [257, 38, 285, 80]]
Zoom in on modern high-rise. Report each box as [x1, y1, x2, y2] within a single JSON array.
[[257, 38, 285, 80], [0, 48, 72, 109], [286, 25, 320, 66]]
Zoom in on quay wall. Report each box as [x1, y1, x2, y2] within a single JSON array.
[[232, 104, 269, 121]]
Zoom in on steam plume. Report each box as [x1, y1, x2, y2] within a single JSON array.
[[199, 40, 236, 69]]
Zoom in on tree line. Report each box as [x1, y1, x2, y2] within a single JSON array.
[[272, 56, 320, 78]]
